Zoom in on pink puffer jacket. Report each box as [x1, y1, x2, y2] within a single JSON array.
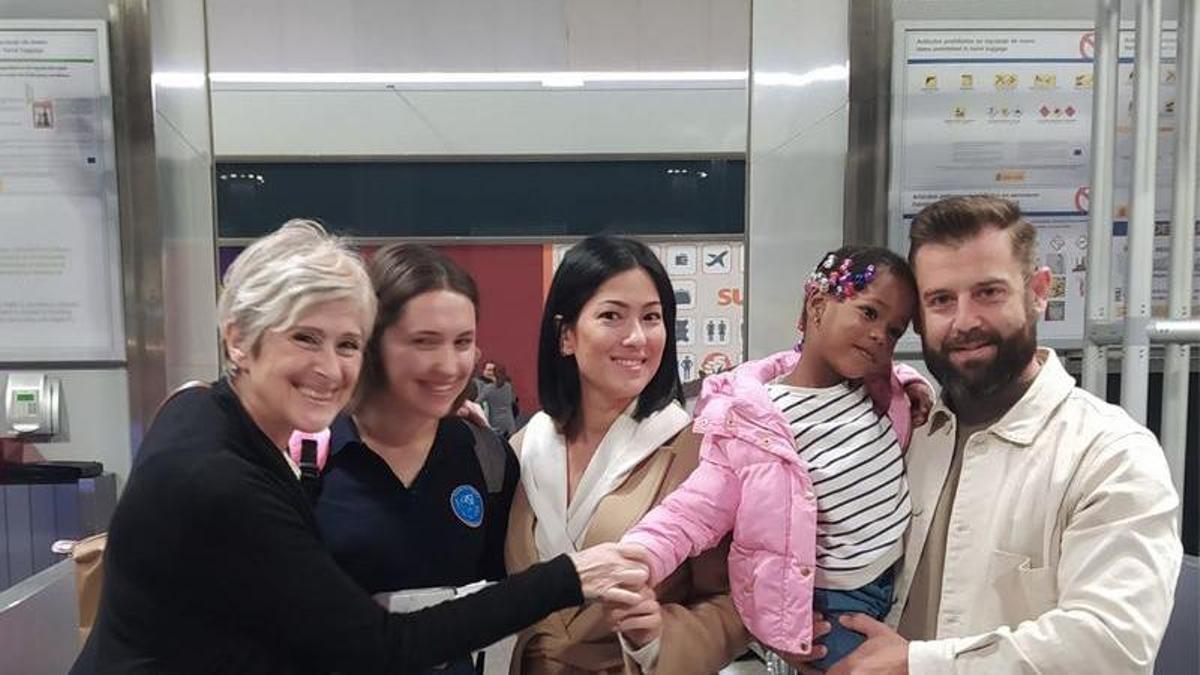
[[622, 347, 923, 656]]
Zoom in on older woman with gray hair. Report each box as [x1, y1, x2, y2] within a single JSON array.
[[72, 220, 648, 675]]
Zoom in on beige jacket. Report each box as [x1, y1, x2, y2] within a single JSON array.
[[505, 429, 748, 674], [888, 349, 1183, 673]]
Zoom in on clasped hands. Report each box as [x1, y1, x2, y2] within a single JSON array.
[[568, 542, 662, 648]]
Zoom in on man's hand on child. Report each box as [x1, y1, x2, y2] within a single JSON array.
[[778, 611, 832, 674], [904, 381, 934, 428], [827, 614, 909, 675]]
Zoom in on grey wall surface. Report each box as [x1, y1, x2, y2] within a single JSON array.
[[154, 0, 220, 389], [206, 0, 750, 73], [746, 0, 850, 357], [205, 0, 750, 157]]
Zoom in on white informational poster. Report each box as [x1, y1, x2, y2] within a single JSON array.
[[553, 240, 745, 383], [890, 22, 1197, 344], [1111, 222, 1200, 317], [1033, 218, 1090, 340], [0, 21, 124, 361]]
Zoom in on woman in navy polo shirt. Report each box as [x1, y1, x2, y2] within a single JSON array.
[[314, 244, 518, 674]]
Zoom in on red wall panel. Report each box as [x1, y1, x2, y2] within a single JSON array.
[[438, 244, 545, 412]]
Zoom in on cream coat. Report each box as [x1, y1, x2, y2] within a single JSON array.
[[889, 349, 1182, 673]]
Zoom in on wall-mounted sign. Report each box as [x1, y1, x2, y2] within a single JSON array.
[[890, 21, 1197, 347], [0, 21, 124, 361], [554, 239, 745, 382]]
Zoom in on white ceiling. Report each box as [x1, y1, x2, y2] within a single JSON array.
[[206, 0, 750, 73]]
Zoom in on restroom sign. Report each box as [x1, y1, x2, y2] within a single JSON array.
[[678, 352, 697, 382], [704, 317, 730, 345]]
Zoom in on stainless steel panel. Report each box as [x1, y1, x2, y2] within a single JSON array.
[[747, 0, 850, 358], [845, 0, 893, 246], [157, 0, 220, 388], [0, 560, 81, 675], [109, 0, 167, 449]]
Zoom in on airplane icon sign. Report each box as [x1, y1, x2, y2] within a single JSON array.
[[702, 244, 733, 274]]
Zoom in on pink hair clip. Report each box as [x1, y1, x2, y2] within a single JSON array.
[[806, 257, 877, 301]]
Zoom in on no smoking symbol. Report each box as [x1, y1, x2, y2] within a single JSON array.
[[1080, 32, 1096, 59]]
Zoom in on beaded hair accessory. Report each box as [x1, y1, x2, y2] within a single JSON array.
[[805, 254, 877, 300]]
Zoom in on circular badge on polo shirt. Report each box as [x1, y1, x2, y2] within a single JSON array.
[[450, 485, 484, 528]]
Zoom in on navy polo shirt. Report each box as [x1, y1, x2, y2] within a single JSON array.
[[314, 414, 519, 594]]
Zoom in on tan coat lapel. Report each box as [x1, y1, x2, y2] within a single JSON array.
[[581, 443, 677, 548], [507, 429, 685, 558], [506, 430, 577, 635], [505, 475, 539, 573], [505, 429, 698, 673]]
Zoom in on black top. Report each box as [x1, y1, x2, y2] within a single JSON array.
[[315, 415, 519, 593], [71, 380, 582, 675]]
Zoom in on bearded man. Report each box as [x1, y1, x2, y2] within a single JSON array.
[[822, 196, 1182, 674]]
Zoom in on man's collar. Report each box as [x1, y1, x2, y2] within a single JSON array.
[[926, 348, 1075, 446]]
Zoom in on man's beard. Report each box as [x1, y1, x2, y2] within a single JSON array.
[[923, 309, 1038, 404]]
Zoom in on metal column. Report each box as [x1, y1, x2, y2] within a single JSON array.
[[1082, 0, 1122, 397], [1120, 0, 1163, 425], [1163, 0, 1199, 507], [109, 0, 167, 450]]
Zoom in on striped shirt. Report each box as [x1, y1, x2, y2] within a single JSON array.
[[768, 381, 911, 590]]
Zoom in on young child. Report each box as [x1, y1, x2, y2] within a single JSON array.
[[621, 246, 931, 669]]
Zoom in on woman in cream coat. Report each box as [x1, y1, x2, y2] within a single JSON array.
[[506, 237, 748, 674]]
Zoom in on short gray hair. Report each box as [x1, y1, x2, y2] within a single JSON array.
[[217, 220, 376, 369]]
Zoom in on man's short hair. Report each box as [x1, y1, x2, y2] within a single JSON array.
[[908, 195, 1038, 276]]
